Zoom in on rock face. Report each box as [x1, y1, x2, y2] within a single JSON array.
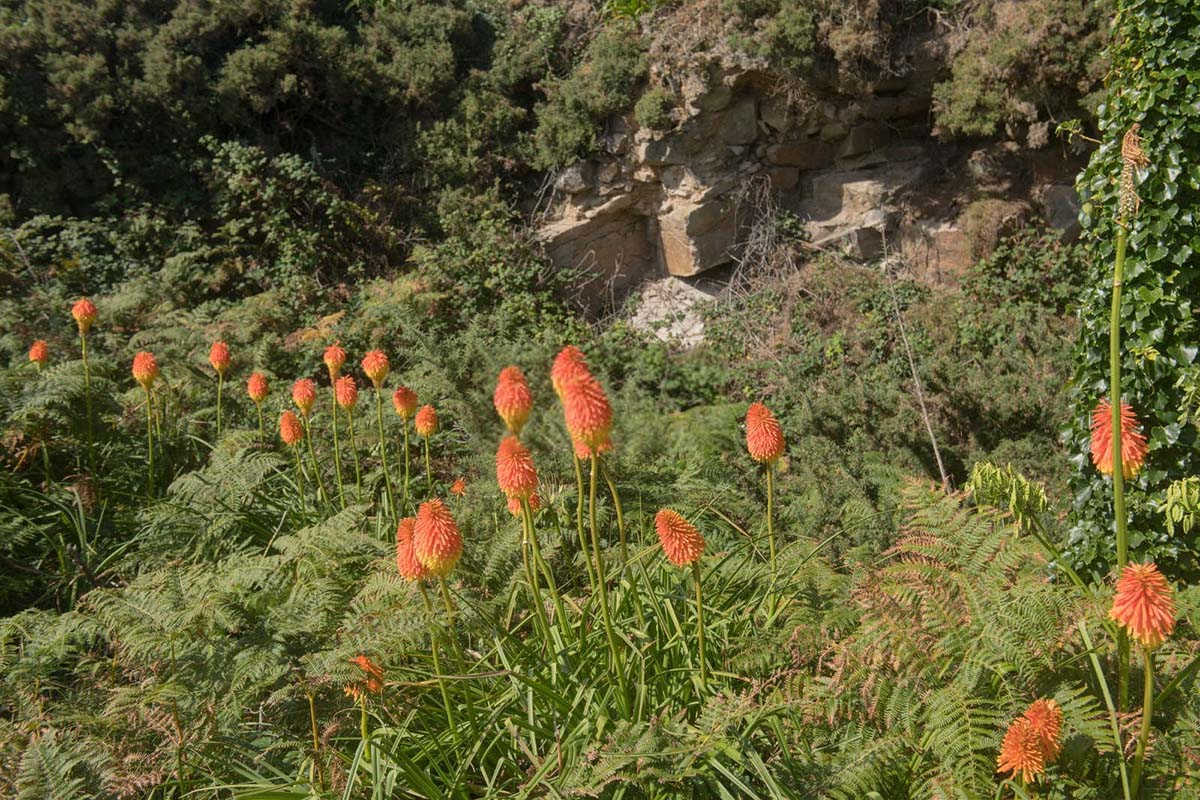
[[536, 55, 1082, 314]]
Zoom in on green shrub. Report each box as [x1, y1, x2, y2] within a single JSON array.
[[633, 86, 675, 131]]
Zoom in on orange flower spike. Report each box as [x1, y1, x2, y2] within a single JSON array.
[[279, 410, 304, 445], [1109, 562, 1176, 649], [996, 717, 1046, 783], [348, 654, 384, 696], [335, 375, 358, 410], [71, 298, 97, 335], [551, 345, 590, 401], [29, 340, 48, 368], [496, 435, 538, 500], [450, 477, 467, 496], [414, 404, 438, 438], [131, 351, 159, 390], [507, 492, 541, 517], [745, 402, 785, 464], [1021, 699, 1063, 765], [395, 517, 429, 581], [413, 498, 463, 577], [247, 372, 269, 404], [323, 343, 346, 382], [292, 378, 317, 418], [493, 366, 534, 434], [561, 373, 613, 457], [1090, 399, 1149, 479], [361, 349, 389, 389], [208, 341, 231, 376], [654, 508, 706, 567], [392, 385, 418, 419]]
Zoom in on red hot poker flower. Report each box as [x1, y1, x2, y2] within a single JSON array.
[[71, 298, 97, 335], [344, 654, 384, 700], [413, 499, 463, 577], [1090, 399, 1149, 479], [1021, 699, 1063, 765], [493, 366, 533, 435], [279, 410, 304, 445], [561, 373, 613, 458], [654, 508, 706, 567], [507, 492, 541, 517], [29, 340, 48, 368], [496, 435, 538, 500], [247, 372, 269, 404], [208, 341, 231, 376], [745, 402, 785, 464], [551, 345, 589, 401], [1109, 561, 1176, 649], [335, 375, 358, 410], [292, 378, 317, 417], [361, 350, 389, 388], [395, 517, 429, 581], [450, 477, 467, 496], [323, 343, 346, 382], [414, 404, 438, 438], [132, 351, 159, 390], [996, 717, 1045, 783], [392, 386, 418, 419]]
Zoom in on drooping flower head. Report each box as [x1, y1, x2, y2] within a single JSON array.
[[279, 410, 304, 446], [507, 492, 541, 517], [1021, 699, 1063, 765], [361, 350, 389, 389], [1109, 561, 1176, 649], [392, 386, 418, 419], [395, 517, 429, 581], [208, 341, 231, 376], [344, 654, 384, 700], [323, 343, 346, 382], [745, 402, 785, 464], [1090, 399, 1149, 479], [414, 404, 438, 438], [496, 435, 538, 501], [71, 298, 97, 335], [493, 366, 533, 435], [450, 477, 467, 496], [996, 717, 1045, 783], [292, 378, 317, 418], [413, 499, 463, 577], [29, 340, 48, 369], [561, 373, 613, 458], [132, 351, 159, 390], [247, 372, 269, 404], [335, 375, 358, 410], [654, 508, 706, 567], [551, 345, 590, 401]]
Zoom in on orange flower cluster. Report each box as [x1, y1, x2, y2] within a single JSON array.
[[28, 340, 48, 368], [395, 517, 429, 581], [335, 375, 358, 410], [279, 410, 304, 446], [71, 298, 97, 335], [550, 346, 587, 400], [292, 378, 317, 417], [745, 402, 785, 464], [493, 366, 533, 435], [1089, 399, 1148, 479], [392, 386, 418, 419], [361, 350, 389, 388], [415, 405, 438, 438], [551, 346, 615, 458], [344, 654, 384, 701], [247, 372, 269, 404], [507, 493, 541, 517], [496, 435, 538, 501], [131, 351, 159, 389], [997, 698, 1062, 783], [208, 341, 231, 376], [450, 477, 467, 496], [1109, 562, 1176, 649], [654, 508, 706, 567], [323, 343, 346, 381], [413, 499, 462, 577]]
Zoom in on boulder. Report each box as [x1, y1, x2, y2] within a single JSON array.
[[766, 140, 834, 170], [718, 97, 758, 145], [555, 161, 594, 194], [628, 277, 719, 348], [657, 196, 741, 277]]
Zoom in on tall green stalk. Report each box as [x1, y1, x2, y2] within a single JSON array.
[[302, 417, 328, 506], [523, 498, 571, 646], [330, 392, 346, 508], [588, 457, 627, 703], [307, 692, 323, 791], [80, 333, 94, 471], [215, 373, 224, 440], [518, 503, 553, 649], [1112, 214, 1131, 710], [419, 584, 458, 737], [1130, 648, 1155, 798], [423, 435, 433, 493], [402, 421, 411, 511], [691, 561, 707, 692], [255, 403, 265, 443], [372, 390, 395, 514], [144, 388, 154, 498], [347, 410, 363, 503], [292, 446, 308, 513], [573, 456, 596, 591]]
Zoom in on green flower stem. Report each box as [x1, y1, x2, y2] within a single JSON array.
[[401, 420, 411, 511], [145, 388, 154, 498], [1130, 647, 1155, 798], [1078, 619, 1132, 800], [573, 455, 597, 591], [293, 446, 308, 513], [358, 693, 369, 768], [518, 500, 553, 650], [523, 498, 572, 647], [80, 333, 94, 471], [255, 403, 264, 443], [589, 457, 627, 706], [307, 692, 323, 791], [692, 561, 707, 693], [347, 410, 363, 503], [373, 390, 395, 514], [1111, 223, 1129, 570], [302, 417, 328, 506], [602, 459, 644, 629], [766, 462, 778, 615], [419, 584, 458, 738], [423, 436, 433, 493], [330, 391, 346, 509], [215, 373, 223, 440]]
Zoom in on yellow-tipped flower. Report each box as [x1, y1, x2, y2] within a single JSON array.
[[361, 350, 389, 388], [392, 385, 418, 419], [292, 378, 317, 418], [395, 517, 429, 581], [1090, 399, 1148, 479], [506, 492, 541, 517], [28, 340, 48, 368], [71, 298, 97, 335], [247, 372, 269, 404], [561, 373, 613, 458], [131, 351, 159, 390], [413, 498, 463, 577], [323, 343, 346, 382], [1109, 561, 1176, 649], [654, 508, 706, 567], [496, 435, 538, 501], [208, 341, 231, 376], [493, 366, 533, 434], [551, 345, 589, 401], [335, 375, 358, 410], [745, 402, 785, 464], [414, 404, 438, 438], [279, 410, 304, 446]]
